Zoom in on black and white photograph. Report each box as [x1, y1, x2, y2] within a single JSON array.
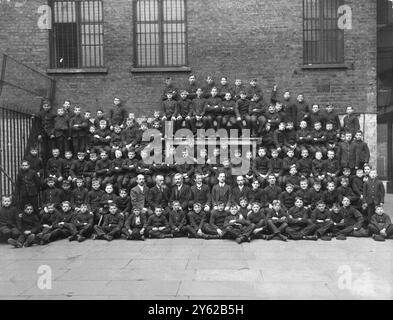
[[0, 0, 392, 303]]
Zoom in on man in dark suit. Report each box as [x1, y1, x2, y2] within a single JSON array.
[[231, 175, 251, 205], [190, 173, 211, 214], [130, 174, 150, 215], [211, 172, 232, 211], [170, 173, 191, 212], [147, 174, 170, 215]]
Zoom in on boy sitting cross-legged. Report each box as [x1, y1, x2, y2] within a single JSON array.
[[245, 202, 268, 240], [285, 197, 317, 240], [93, 203, 124, 241], [8, 204, 40, 248], [223, 204, 254, 244], [368, 205, 393, 241], [68, 203, 94, 242], [144, 207, 172, 239], [169, 200, 188, 238], [122, 207, 146, 241]]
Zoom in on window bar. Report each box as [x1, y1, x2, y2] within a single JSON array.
[[184, 0, 188, 66], [159, 0, 164, 67]]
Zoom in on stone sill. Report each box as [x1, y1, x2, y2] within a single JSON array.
[[301, 63, 350, 70], [131, 67, 191, 73], [46, 68, 108, 74]]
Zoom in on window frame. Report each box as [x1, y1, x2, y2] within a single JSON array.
[[302, 0, 345, 68], [132, 0, 190, 72], [48, 0, 107, 73]]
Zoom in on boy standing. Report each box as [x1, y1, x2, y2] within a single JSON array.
[[363, 169, 385, 223]]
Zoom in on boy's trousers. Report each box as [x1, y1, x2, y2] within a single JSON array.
[[94, 225, 122, 238], [285, 221, 316, 239], [224, 224, 254, 239], [0, 226, 20, 241], [122, 227, 144, 240], [314, 221, 334, 237], [267, 220, 288, 235]]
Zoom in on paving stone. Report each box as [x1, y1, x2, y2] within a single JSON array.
[[102, 280, 180, 296], [195, 269, 262, 282], [22, 280, 109, 296], [179, 281, 255, 297]]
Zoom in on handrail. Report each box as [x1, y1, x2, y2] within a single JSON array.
[[0, 165, 15, 188]]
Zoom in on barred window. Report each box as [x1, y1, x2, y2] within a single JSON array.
[[133, 0, 188, 68], [303, 0, 344, 65], [49, 0, 104, 69]]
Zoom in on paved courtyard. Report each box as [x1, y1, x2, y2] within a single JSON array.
[[1, 197, 393, 300]]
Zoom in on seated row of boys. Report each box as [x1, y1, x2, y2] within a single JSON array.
[[1, 190, 391, 249], [5, 160, 389, 246]]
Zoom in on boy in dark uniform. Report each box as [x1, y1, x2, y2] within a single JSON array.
[[335, 197, 367, 240], [123, 207, 146, 240], [69, 203, 94, 242], [220, 92, 237, 130], [204, 87, 222, 129], [223, 204, 254, 244], [93, 203, 124, 241], [144, 207, 172, 238], [368, 205, 393, 241], [286, 197, 317, 240], [203, 202, 228, 239], [169, 200, 188, 237], [0, 196, 20, 242], [69, 105, 88, 153], [311, 200, 334, 241], [46, 148, 63, 183], [235, 91, 251, 131], [363, 169, 385, 224], [186, 202, 208, 239], [8, 204, 40, 248], [245, 202, 268, 240], [265, 200, 289, 241], [109, 97, 128, 129], [16, 160, 41, 211], [54, 107, 69, 155], [42, 177, 62, 208]]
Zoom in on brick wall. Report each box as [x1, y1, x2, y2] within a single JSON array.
[[0, 0, 377, 117]]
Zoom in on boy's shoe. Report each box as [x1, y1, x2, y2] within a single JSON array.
[[140, 235, 145, 241], [373, 234, 385, 242], [320, 235, 332, 241], [266, 234, 275, 241], [8, 238, 23, 248], [303, 235, 318, 241], [336, 235, 347, 240], [163, 234, 173, 238], [244, 236, 251, 243], [68, 234, 77, 242], [77, 235, 86, 242], [235, 237, 243, 244], [24, 234, 36, 247], [91, 234, 97, 240], [104, 235, 113, 241], [278, 234, 288, 242], [203, 234, 220, 240]]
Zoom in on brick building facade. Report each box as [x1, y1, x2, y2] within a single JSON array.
[[0, 0, 378, 164]]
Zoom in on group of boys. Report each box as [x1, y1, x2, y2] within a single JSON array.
[[0, 75, 391, 248]]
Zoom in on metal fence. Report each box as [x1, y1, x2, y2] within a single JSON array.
[[0, 53, 56, 201], [0, 107, 41, 199]]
